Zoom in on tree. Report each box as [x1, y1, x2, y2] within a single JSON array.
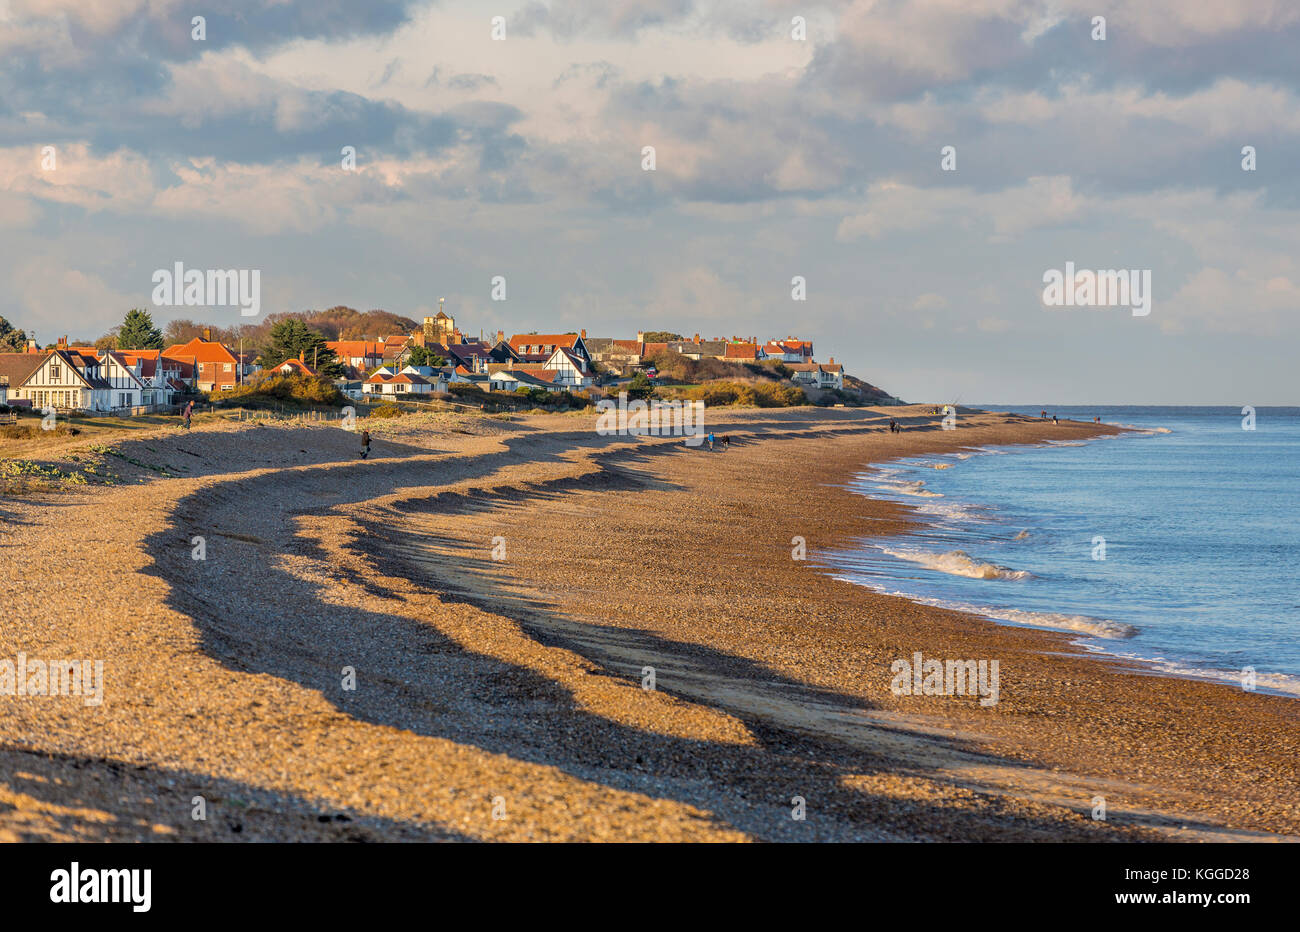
[[0, 316, 29, 352], [117, 309, 164, 349], [641, 331, 683, 343], [406, 345, 444, 368], [625, 371, 655, 400], [264, 318, 344, 378], [95, 330, 120, 352]]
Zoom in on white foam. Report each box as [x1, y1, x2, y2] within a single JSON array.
[[829, 576, 1139, 640], [879, 546, 1032, 581]]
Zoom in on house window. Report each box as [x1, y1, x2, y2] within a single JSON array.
[[50, 364, 61, 382], [224, 362, 233, 372]]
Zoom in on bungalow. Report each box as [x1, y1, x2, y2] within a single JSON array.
[[363, 370, 434, 397], [400, 364, 450, 393], [275, 357, 317, 377], [491, 367, 565, 393]]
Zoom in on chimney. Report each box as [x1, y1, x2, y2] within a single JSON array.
[[693, 333, 700, 344], [26, 339, 37, 353], [203, 326, 211, 342], [636, 331, 644, 342], [580, 328, 586, 339], [829, 357, 835, 364], [496, 329, 505, 344]]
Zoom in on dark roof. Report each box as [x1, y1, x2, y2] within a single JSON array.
[[0, 352, 45, 388]]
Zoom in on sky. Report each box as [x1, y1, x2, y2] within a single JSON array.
[[1, 0, 1297, 404]]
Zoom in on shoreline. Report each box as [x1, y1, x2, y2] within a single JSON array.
[[1, 405, 1297, 841], [823, 429, 1300, 701]]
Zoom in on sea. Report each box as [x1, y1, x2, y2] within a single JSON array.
[[820, 406, 1300, 697]]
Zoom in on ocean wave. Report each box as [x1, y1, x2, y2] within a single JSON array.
[[879, 546, 1032, 580], [871, 479, 943, 498], [1116, 424, 1172, 434], [1097, 648, 1300, 696], [971, 605, 1138, 639]]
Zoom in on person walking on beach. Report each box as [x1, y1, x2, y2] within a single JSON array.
[[1041, 410, 1047, 419], [1052, 414, 1059, 425], [181, 400, 192, 430], [360, 428, 371, 460], [706, 431, 714, 451], [889, 418, 897, 433]]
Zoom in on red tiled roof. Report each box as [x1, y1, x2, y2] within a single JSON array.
[[508, 334, 581, 351], [163, 338, 237, 365], [326, 341, 383, 358], [277, 358, 316, 376]]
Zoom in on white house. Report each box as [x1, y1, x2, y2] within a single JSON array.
[[787, 361, 844, 390], [542, 348, 594, 388], [13, 350, 113, 411], [363, 366, 436, 397], [400, 365, 450, 393]]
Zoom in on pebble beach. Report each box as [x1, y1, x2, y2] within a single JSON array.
[[1, 405, 1296, 842]]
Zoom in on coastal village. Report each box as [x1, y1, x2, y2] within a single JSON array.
[[0, 307, 868, 417]]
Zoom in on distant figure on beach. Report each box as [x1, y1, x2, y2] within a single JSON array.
[[721, 434, 730, 450], [1094, 416, 1101, 424], [1052, 415, 1059, 425], [181, 401, 192, 430], [706, 432, 715, 451], [360, 429, 371, 460], [1041, 410, 1047, 419], [889, 418, 897, 433]]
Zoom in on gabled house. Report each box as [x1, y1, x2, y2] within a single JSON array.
[[787, 360, 843, 390], [116, 350, 189, 404], [162, 336, 255, 392], [9, 349, 113, 411], [541, 348, 594, 388], [508, 331, 592, 370]]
